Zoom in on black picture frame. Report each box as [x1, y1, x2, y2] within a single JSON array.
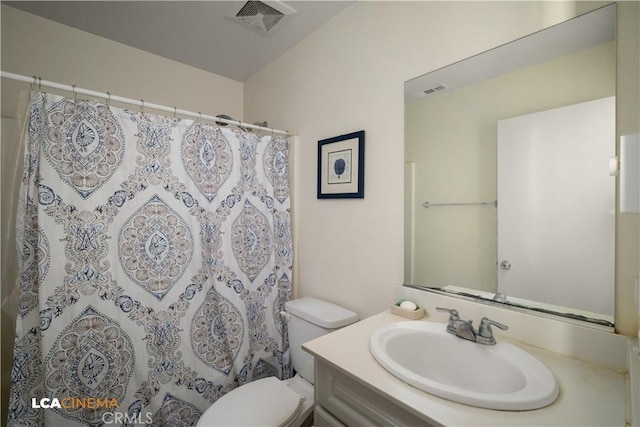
[[317, 130, 365, 199]]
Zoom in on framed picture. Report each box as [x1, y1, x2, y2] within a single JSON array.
[[317, 130, 365, 199]]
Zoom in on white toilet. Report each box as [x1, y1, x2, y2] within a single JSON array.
[[196, 297, 358, 427]]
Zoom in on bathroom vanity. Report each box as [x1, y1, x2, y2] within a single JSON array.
[[303, 305, 629, 426]]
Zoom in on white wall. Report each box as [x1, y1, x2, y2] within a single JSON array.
[[616, 1, 640, 337], [0, 5, 243, 119], [244, 0, 638, 336]]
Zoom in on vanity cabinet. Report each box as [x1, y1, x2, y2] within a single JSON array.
[[313, 359, 434, 427], [304, 311, 627, 427]]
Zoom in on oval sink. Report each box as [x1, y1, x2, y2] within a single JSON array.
[[370, 321, 559, 410]]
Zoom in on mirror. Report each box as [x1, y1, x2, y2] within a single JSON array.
[[404, 5, 616, 327]]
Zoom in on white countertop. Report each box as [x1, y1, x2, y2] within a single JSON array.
[[303, 310, 627, 426]]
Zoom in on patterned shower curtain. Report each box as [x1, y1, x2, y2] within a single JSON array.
[[7, 92, 293, 426]]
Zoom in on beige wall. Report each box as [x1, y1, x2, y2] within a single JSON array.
[[616, 1, 640, 337], [0, 6, 244, 119], [405, 42, 615, 293], [244, 0, 638, 336], [0, 5, 244, 422]]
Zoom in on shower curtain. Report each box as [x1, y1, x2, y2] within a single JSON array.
[[7, 92, 293, 426]]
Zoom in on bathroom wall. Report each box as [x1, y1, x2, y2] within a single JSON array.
[[405, 42, 615, 294], [616, 1, 640, 338], [244, 0, 639, 337], [0, 5, 244, 422]]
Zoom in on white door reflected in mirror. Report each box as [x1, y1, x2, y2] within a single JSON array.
[[497, 97, 615, 317]]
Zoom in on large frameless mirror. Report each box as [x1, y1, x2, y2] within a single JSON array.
[[404, 4, 616, 328]]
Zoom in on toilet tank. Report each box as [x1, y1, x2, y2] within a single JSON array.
[[285, 297, 358, 384]]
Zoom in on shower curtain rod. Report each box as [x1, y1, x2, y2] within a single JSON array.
[[1, 71, 295, 136]]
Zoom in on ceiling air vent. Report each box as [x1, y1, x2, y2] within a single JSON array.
[[423, 84, 449, 96], [227, 1, 297, 36]]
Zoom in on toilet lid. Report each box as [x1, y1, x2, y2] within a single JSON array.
[[197, 377, 302, 427]]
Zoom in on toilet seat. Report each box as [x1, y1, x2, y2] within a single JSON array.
[[196, 377, 302, 427]]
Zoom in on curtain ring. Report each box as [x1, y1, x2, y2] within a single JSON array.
[[38, 77, 42, 92], [140, 99, 145, 114], [106, 92, 111, 107], [173, 107, 177, 118], [30, 76, 36, 92], [72, 84, 78, 102], [195, 113, 203, 136]]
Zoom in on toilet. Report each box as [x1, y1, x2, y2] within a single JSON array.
[[196, 297, 358, 427]]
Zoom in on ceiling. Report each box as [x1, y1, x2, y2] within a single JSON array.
[[6, 1, 354, 82]]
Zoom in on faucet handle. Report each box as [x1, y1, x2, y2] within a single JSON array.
[[436, 307, 460, 334], [436, 307, 460, 322], [477, 317, 509, 345]]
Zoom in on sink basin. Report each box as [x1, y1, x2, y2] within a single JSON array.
[[370, 321, 559, 410]]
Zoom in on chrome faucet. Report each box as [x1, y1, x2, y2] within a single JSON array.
[[436, 307, 508, 345], [476, 317, 509, 345]]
